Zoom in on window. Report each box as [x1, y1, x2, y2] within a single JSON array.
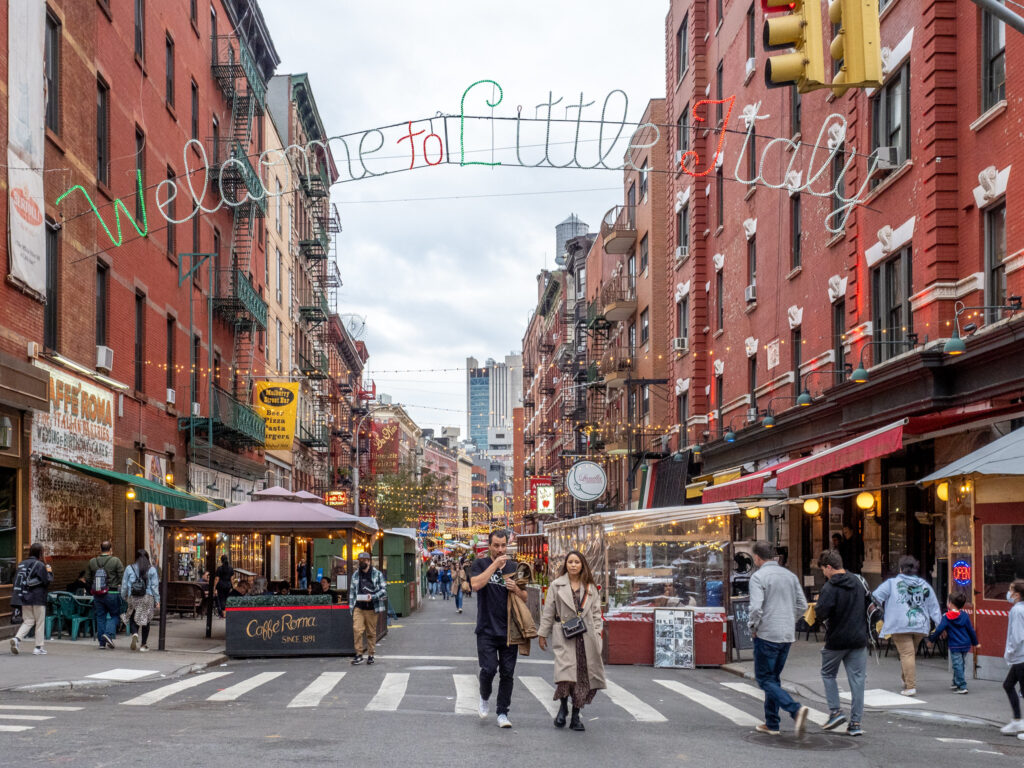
[[715, 375, 724, 420], [95, 266, 108, 346], [165, 35, 175, 106], [678, 103, 690, 154], [983, 8, 1006, 110], [45, 12, 60, 133], [747, 237, 757, 286], [832, 299, 847, 385], [985, 202, 1007, 323], [716, 61, 723, 123], [191, 334, 200, 402], [982, 524, 1024, 600], [192, 202, 200, 253], [677, 391, 688, 426], [134, 292, 146, 392], [627, 252, 636, 284], [166, 317, 175, 390], [166, 168, 176, 256], [746, 5, 755, 61], [641, 384, 650, 419], [210, 5, 217, 42], [627, 183, 636, 226], [790, 88, 801, 135], [831, 141, 845, 216], [715, 270, 724, 330], [639, 235, 649, 274], [275, 179, 282, 233], [276, 320, 283, 373], [748, 356, 758, 408], [190, 80, 198, 139], [677, 296, 689, 341], [134, 128, 146, 220], [791, 328, 802, 398], [640, 308, 650, 346], [639, 161, 649, 201], [43, 224, 59, 350], [788, 195, 802, 269], [676, 14, 689, 80], [677, 205, 690, 252], [871, 247, 913, 362], [275, 248, 282, 303], [211, 117, 219, 164], [190, 0, 197, 24], [747, 129, 757, 183], [716, 167, 724, 227], [96, 79, 110, 186], [871, 64, 910, 179], [134, 0, 145, 60], [628, 322, 636, 353]]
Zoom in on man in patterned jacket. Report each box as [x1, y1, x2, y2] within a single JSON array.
[[349, 551, 388, 665]]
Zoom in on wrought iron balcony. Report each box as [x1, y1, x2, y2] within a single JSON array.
[[212, 269, 268, 329], [299, 169, 330, 199], [522, 393, 535, 409], [600, 205, 637, 254], [210, 138, 267, 218], [298, 221, 330, 260], [298, 423, 329, 448], [210, 35, 267, 110], [299, 350, 328, 379], [299, 289, 329, 323], [600, 345, 634, 389], [180, 385, 265, 448]]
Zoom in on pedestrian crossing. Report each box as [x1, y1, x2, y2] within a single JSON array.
[[0, 705, 82, 733]]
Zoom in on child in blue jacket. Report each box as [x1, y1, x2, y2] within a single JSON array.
[[927, 592, 979, 694]]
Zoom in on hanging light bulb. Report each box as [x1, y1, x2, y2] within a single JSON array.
[[803, 498, 821, 515], [126, 487, 136, 501], [856, 492, 875, 511], [936, 482, 949, 502]]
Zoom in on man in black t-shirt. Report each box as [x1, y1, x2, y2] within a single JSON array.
[[469, 529, 528, 728]]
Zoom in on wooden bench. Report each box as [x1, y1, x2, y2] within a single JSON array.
[[166, 581, 205, 618]]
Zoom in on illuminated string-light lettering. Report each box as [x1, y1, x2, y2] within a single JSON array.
[[54, 170, 147, 246]]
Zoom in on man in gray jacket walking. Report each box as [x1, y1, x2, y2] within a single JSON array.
[[748, 541, 810, 736]]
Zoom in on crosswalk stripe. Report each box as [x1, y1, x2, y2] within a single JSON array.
[[655, 679, 760, 727], [0, 725, 33, 732], [453, 674, 479, 715], [207, 672, 285, 702], [366, 673, 410, 712], [0, 705, 82, 712], [719, 681, 829, 726], [121, 672, 233, 706], [519, 676, 560, 717], [0, 715, 54, 721], [604, 679, 668, 723], [287, 671, 346, 709]]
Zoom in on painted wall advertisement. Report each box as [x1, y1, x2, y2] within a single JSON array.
[[253, 382, 298, 451], [7, 0, 46, 296], [371, 419, 400, 475], [30, 362, 115, 558]]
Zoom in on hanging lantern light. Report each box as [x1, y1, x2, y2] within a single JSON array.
[[856, 492, 875, 511], [803, 498, 821, 515], [936, 482, 949, 502], [745, 507, 763, 520], [126, 487, 136, 501]]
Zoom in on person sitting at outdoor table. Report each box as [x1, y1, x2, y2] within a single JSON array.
[[65, 571, 88, 594], [277, 583, 291, 596], [250, 576, 269, 596], [319, 576, 340, 603], [228, 579, 250, 599]]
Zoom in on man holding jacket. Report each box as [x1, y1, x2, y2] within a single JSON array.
[[815, 549, 869, 736], [748, 540, 810, 737], [349, 551, 388, 666]]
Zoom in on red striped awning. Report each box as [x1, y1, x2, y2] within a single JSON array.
[[700, 457, 803, 503], [775, 420, 906, 490]]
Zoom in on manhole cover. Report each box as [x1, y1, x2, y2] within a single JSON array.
[[742, 733, 860, 751]]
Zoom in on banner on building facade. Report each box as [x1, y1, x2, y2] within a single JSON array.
[[7, 0, 46, 297], [371, 419, 400, 475], [253, 383, 299, 451], [144, 453, 167, 571]]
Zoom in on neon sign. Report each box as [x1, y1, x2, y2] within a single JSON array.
[[952, 560, 971, 586], [54, 78, 883, 246]]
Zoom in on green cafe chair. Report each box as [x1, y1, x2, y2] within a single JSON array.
[[57, 594, 94, 640]]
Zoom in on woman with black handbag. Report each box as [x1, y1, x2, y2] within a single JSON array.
[[537, 550, 605, 731]]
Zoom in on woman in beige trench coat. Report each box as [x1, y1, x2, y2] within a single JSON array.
[[537, 550, 606, 731]]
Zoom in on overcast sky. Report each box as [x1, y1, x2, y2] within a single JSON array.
[[260, 1, 667, 432]]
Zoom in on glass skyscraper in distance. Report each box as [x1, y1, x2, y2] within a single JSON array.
[[466, 354, 523, 450], [466, 358, 490, 449]]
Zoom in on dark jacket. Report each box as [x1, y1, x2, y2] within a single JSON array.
[[928, 610, 979, 652], [815, 571, 868, 650], [15, 557, 52, 606]]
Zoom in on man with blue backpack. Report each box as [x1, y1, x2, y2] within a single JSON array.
[[87, 540, 124, 649]]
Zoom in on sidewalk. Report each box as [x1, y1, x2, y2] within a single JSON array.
[[722, 637, 1010, 727], [0, 615, 227, 692]]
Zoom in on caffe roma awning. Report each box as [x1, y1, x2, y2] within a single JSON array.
[[41, 456, 207, 514], [918, 426, 1024, 485], [774, 419, 907, 490]]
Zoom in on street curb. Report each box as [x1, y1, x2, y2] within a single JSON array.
[[719, 662, 1003, 729], [3, 653, 228, 693]]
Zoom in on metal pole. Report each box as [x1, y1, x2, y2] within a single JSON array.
[[969, 0, 1024, 35]]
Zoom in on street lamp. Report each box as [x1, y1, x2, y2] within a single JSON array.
[[850, 334, 920, 384], [794, 365, 854, 406], [353, 402, 393, 518], [943, 297, 1021, 355]]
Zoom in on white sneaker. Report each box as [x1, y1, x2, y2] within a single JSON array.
[[33, 647, 46, 655], [900, 688, 917, 697], [10, 637, 19, 655], [496, 714, 512, 728], [139, 646, 149, 652], [478, 698, 489, 719], [130, 633, 140, 651], [1000, 719, 1024, 734]]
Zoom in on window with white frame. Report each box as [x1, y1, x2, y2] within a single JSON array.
[[985, 202, 1006, 323], [677, 14, 688, 80], [871, 63, 910, 184], [871, 246, 913, 362], [677, 295, 689, 341], [983, 8, 1006, 111], [677, 205, 690, 253], [640, 307, 650, 346]]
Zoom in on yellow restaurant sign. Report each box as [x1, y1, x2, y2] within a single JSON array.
[[253, 382, 299, 451]]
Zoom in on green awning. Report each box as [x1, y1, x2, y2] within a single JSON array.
[[42, 456, 208, 515]]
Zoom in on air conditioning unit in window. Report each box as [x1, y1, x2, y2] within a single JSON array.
[[166, 388, 176, 406], [96, 345, 114, 373], [672, 336, 689, 353], [871, 146, 900, 177], [744, 284, 757, 303], [675, 246, 689, 265], [191, 402, 201, 417]]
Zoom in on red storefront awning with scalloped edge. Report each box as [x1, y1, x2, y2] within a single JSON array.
[[774, 419, 907, 490]]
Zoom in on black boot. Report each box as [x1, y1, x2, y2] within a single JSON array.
[[569, 707, 585, 731], [554, 697, 568, 728]]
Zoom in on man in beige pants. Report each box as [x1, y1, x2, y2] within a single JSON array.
[[349, 551, 387, 665]]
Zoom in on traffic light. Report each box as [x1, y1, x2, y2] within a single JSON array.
[[829, 0, 883, 95], [762, 0, 826, 93]]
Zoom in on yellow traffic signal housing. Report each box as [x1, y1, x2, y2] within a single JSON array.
[[829, 0, 883, 95], [763, 0, 826, 93]]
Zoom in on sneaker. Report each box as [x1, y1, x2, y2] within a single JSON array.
[[900, 688, 916, 696], [847, 722, 864, 737], [956, 688, 968, 695], [1000, 719, 1024, 734], [822, 711, 847, 731], [496, 714, 512, 728], [100, 634, 115, 650], [794, 706, 810, 737], [10, 637, 19, 655], [478, 698, 490, 719], [950, 684, 960, 691], [33, 647, 46, 655], [755, 724, 780, 735], [367, 656, 375, 665], [139, 646, 149, 652], [130, 633, 140, 651], [351, 654, 364, 665]]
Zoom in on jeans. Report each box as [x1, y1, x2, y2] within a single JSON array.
[[93, 593, 120, 645], [455, 587, 464, 610], [753, 637, 801, 729], [429, 582, 438, 596], [1004, 662, 1024, 720], [950, 651, 967, 690], [477, 632, 518, 716], [821, 646, 867, 724], [441, 583, 451, 600]]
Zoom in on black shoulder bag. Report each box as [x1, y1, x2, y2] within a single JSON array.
[[559, 586, 587, 639]]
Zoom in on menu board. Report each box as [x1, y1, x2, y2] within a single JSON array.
[[653, 608, 695, 669]]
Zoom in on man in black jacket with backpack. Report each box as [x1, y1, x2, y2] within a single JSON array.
[[10, 542, 53, 655], [815, 549, 869, 737], [87, 541, 124, 649]]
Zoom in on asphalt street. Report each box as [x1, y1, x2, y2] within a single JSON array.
[[3, 594, 1023, 767]]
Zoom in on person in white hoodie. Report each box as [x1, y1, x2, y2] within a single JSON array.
[[1000, 579, 1024, 737], [872, 555, 942, 696]]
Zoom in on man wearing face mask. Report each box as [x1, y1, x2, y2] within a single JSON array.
[[350, 551, 388, 665]]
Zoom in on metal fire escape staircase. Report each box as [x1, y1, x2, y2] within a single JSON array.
[[585, 297, 611, 450]]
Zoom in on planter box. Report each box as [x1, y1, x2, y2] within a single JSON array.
[[225, 603, 355, 657]]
